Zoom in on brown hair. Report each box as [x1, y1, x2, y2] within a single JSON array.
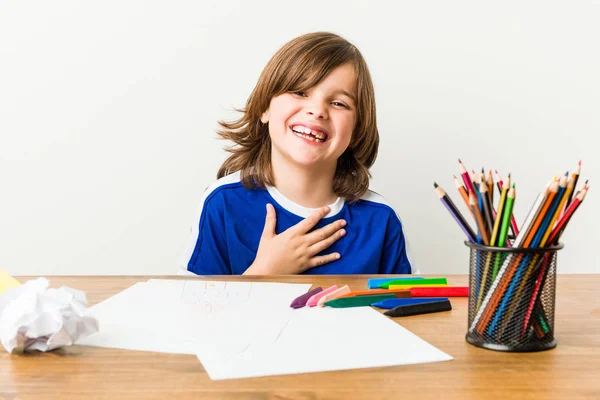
[[217, 32, 378, 203]]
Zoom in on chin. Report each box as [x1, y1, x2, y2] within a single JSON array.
[[287, 153, 328, 167]]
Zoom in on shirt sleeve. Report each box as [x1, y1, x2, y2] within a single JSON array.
[[181, 195, 231, 275], [378, 216, 414, 274]]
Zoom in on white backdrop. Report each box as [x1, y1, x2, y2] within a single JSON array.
[[1, 0, 598, 275]]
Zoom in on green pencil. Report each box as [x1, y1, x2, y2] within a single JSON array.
[[492, 184, 516, 279]]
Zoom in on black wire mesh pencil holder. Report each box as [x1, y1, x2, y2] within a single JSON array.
[[464, 241, 563, 352]]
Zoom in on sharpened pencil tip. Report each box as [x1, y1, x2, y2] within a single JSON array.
[[508, 173, 511, 178], [481, 167, 484, 173], [565, 171, 569, 176], [433, 182, 438, 188], [458, 158, 462, 164]]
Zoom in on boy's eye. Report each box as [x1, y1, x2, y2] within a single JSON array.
[[292, 91, 307, 97], [332, 101, 349, 109]]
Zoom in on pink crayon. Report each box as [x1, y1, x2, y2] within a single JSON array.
[[306, 285, 338, 307], [317, 285, 351, 307]]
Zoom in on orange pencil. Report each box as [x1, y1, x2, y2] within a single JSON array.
[[454, 175, 473, 218], [565, 160, 581, 208]]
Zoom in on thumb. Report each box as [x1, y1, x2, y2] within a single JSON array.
[[261, 203, 277, 239]]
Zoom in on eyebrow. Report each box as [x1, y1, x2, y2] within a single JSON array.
[[334, 89, 357, 104]]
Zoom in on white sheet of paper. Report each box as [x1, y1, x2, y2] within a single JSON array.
[[196, 307, 453, 380], [77, 280, 312, 355]]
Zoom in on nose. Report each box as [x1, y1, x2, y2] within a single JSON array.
[[305, 99, 328, 119]]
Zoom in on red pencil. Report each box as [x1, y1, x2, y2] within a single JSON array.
[[458, 159, 476, 194]]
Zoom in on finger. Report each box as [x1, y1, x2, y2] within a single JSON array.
[[261, 203, 277, 239], [303, 252, 341, 271], [290, 206, 331, 235], [305, 219, 346, 246], [308, 228, 346, 255]]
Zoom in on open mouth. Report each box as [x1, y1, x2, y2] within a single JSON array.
[[290, 125, 329, 143]]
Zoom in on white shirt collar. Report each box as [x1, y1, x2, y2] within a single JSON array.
[[265, 185, 345, 218]]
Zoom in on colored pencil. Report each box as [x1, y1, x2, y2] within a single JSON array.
[[475, 180, 507, 311], [479, 179, 494, 236], [435, 183, 477, 242], [547, 185, 588, 245], [469, 183, 548, 333], [565, 160, 581, 208], [458, 159, 476, 194], [487, 169, 494, 203], [477, 182, 550, 324], [437, 161, 589, 341], [486, 181, 562, 335], [497, 185, 516, 247], [470, 191, 490, 245], [497, 175, 567, 337], [521, 187, 588, 335], [454, 175, 474, 218], [471, 169, 480, 192], [496, 172, 519, 237]]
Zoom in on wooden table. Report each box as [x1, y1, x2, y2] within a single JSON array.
[[1, 275, 598, 400]]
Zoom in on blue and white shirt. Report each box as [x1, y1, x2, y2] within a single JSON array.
[[180, 171, 418, 275]]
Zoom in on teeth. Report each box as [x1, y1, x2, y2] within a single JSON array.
[[291, 125, 327, 141], [292, 129, 325, 143], [291, 125, 328, 143]]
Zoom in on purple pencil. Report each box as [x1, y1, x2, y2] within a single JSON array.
[[434, 182, 477, 242]]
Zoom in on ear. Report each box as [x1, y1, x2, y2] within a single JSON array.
[[260, 109, 270, 124]]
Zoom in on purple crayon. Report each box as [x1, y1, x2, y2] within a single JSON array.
[[290, 287, 323, 309]]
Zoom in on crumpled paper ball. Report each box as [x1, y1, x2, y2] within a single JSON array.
[[0, 277, 99, 352]]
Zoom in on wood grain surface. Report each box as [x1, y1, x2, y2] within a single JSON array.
[[1, 275, 598, 400]]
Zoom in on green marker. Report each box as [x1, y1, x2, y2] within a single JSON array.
[[379, 278, 447, 289], [323, 294, 395, 308]]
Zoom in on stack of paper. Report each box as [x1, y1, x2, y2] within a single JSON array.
[[78, 279, 452, 380], [77, 279, 312, 354]]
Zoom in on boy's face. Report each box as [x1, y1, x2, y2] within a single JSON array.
[[261, 63, 357, 172]]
